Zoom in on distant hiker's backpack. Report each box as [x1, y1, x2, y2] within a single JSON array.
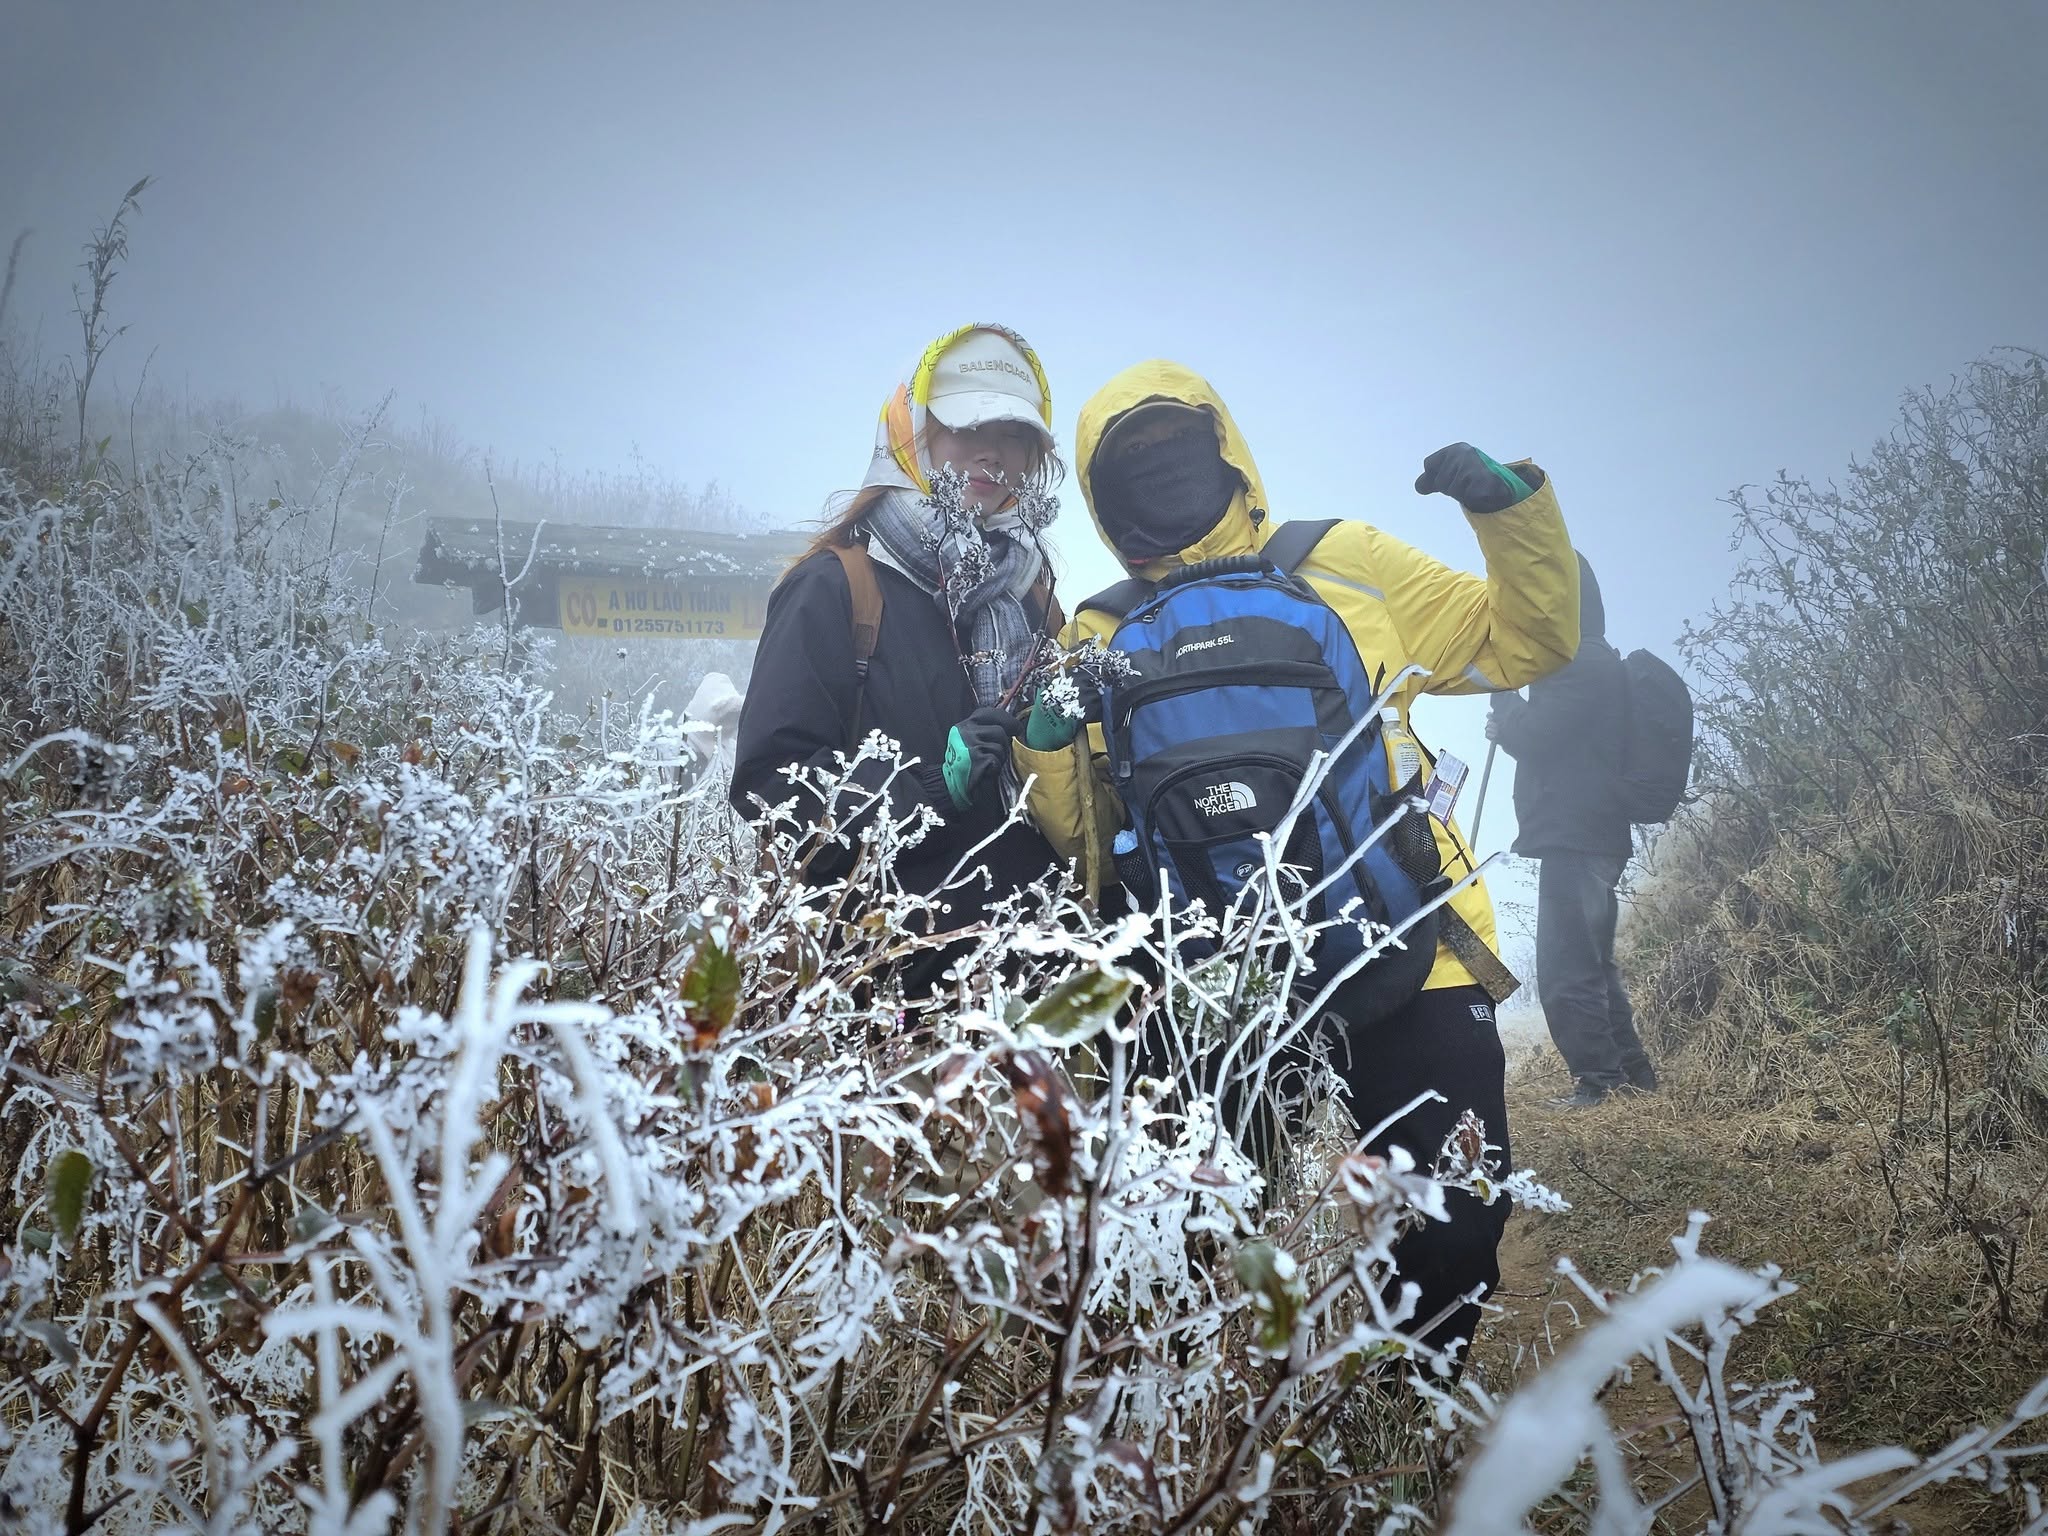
[[1088, 521, 1446, 1017], [1617, 649, 1695, 824]]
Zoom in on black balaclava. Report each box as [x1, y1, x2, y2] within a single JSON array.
[[1092, 407, 1242, 562]]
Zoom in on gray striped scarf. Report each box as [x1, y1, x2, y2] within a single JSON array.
[[863, 484, 1049, 708]]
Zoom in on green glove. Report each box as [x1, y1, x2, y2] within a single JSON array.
[[1022, 691, 1081, 751], [941, 706, 1020, 810]]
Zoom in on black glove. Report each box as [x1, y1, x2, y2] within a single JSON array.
[[941, 705, 1022, 809], [1414, 442, 1546, 513]]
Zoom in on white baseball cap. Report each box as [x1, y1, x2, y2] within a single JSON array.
[[924, 328, 1054, 447]]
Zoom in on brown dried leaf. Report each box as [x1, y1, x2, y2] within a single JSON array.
[[1000, 1048, 1077, 1199], [1455, 1109, 1486, 1165], [280, 967, 319, 1014]]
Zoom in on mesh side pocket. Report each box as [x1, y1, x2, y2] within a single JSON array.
[[1386, 779, 1443, 887], [1277, 811, 1327, 926], [1115, 837, 1160, 909], [1160, 834, 1234, 918]]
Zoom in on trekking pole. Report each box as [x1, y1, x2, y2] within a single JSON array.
[[1468, 739, 1499, 849]]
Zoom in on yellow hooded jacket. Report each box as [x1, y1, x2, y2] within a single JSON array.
[[1013, 361, 1581, 993]]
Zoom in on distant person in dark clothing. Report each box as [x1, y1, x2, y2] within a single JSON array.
[[1487, 553, 1656, 1107]]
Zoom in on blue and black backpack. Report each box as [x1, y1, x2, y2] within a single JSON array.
[[1089, 520, 1448, 1014]]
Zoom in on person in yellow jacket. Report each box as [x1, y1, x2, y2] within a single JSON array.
[[1013, 360, 1580, 1360]]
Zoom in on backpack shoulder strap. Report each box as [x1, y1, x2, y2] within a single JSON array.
[[1079, 520, 1341, 620], [1261, 518, 1342, 574], [824, 542, 884, 741], [1080, 577, 1156, 623]]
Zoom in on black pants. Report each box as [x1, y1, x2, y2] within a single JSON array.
[[1325, 980, 1512, 1360], [1133, 978, 1510, 1361], [1536, 851, 1651, 1090]]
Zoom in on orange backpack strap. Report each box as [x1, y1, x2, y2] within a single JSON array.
[[1029, 571, 1066, 641], [1036, 578, 1066, 639], [825, 541, 884, 743]]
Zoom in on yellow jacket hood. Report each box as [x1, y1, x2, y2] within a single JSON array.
[[1075, 360, 1274, 576]]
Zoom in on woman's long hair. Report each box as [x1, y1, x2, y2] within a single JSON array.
[[799, 483, 892, 561]]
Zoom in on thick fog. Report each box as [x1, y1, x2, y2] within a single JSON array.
[[4, 0, 2044, 943]]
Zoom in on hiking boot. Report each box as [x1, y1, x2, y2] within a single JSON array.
[[1549, 1080, 1611, 1110], [1622, 1058, 1660, 1093]]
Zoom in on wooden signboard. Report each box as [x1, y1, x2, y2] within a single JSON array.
[[414, 516, 809, 641]]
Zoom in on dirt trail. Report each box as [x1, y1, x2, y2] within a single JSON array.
[[1469, 1071, 1994, 1534]]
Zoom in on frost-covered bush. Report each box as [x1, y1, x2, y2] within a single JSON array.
[[0, 447, 2043, 1535]]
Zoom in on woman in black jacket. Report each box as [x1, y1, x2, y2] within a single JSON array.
[[731, 324, 1065, 993]]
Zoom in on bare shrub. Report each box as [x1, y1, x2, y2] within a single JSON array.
[[1621, 349, 2048, 1449]]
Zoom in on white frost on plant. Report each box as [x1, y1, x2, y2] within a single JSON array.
[[1443, 1257, 1772, 1536], [3, 440, 2045, 1535]]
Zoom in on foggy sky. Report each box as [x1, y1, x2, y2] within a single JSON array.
[[5, 1, 2045, 945]]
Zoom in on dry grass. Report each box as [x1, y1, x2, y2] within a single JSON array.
[[1610, 790, 2048, 1427], [1461, 351, 2048, 1529], [1473, 1058, 2045, 1531], [1473, 781, 2048, 1524]]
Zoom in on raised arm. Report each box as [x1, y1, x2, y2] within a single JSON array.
[[1371, 450, 1581, 696]]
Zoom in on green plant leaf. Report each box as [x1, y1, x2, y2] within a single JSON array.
[[974, 1243, 1018, 1302], [681, 932, 741, 1049], [1233, 1239, 1305, 1355], [1023, 965, 1135, 1047], [252, 987, 280, 1041], [48, 1149, 93, 1243]]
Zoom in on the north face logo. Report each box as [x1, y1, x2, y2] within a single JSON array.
[[1196, 781, 1256, 816]]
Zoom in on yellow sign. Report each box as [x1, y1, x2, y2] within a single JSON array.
[[557, 577, 772, 640]]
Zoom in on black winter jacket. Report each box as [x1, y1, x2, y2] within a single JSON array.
[[1490, 555, 1632, 860], [731, 547, 1061, 928]]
